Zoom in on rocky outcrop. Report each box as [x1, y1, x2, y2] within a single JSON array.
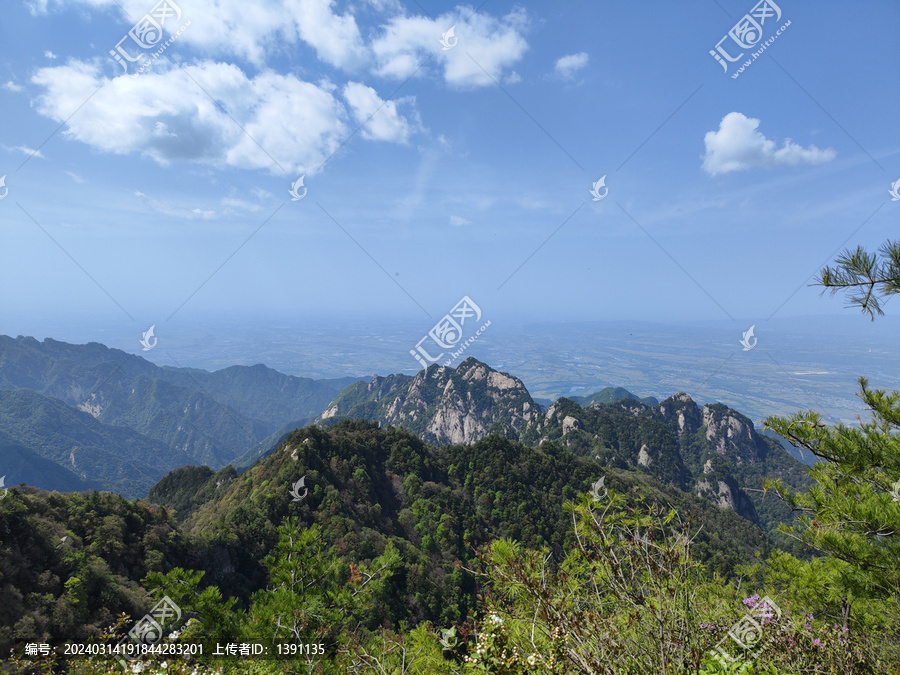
[[701, 403, 765, 464], [655, 392, 704, 436], [562, 415, 583, 436], [316, 358, 540, 445], [695, 475, 758, 522], [637, 444, 652, 467]]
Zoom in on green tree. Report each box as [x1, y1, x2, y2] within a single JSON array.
[[763, 380, 900, 600], [143, 567, 242, 643], [470, 490, 735, 674], [817, 238, 900, 318], [249, 517, 400, 650]]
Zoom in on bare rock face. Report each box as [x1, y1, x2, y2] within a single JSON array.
[[694, 471, 758, 522], [700, 403, 765, 464], [77, 392, 105, 418], [561, 415, 583, 436], [637, 444, 652, 467], [318, 358, 540, 446]]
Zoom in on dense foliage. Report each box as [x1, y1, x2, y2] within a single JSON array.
[[0, 490, 191, 654], [4, 374, 899, 673]]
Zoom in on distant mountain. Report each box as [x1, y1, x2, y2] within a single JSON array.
[[317, 358, 541, 445], [316, 359, 811, 531], [0, 335, 811, 526], [158, 365, 360, 431], [230, 415, 316, 470], [762, 428, 819, 467], [0, 389, 183, 497], [0, 430, 97, 493], [93, 374, 271, 468], [0, 335, 361, 495], [571, 386, 659, 407]]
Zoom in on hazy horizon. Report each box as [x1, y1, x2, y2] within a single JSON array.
[[2, 0, 898, 427], [2, 311, 897, 427]]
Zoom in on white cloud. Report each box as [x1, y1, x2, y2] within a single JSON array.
[[36, 0, 290, 66], [44, 50, 57, 59], [3, 81, 23, 92], [449, 215, 471, 226], [31, 60, 353, 175], [4, 144, 46, 159], [365, 0, 401, 10], [372, 7, 529, 88], [26, 0, 49, 15], [287, 0, 368, 70], [343, 82, 420, 143], [32, 0, 527, 88], [702, 112, 836, 176], [36, 0, 365, 69], [16, 145, 46, 159], [135, 190, 216, 219], [66, 171, 85, 183], [555, 52, 588, 79]]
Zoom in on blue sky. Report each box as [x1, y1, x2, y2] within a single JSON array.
[[1, 0, 898, 346]]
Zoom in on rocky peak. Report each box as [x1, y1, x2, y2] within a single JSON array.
[[655, 392, 703, 436], [701, 403, 764, 463], [318, 358, 539, 446]]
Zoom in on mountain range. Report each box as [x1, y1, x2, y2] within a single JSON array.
[[0, 335, 359, 496], [0, 336, 809, 535], [317, 358, 809, 531], [0, 333, 821, 660]]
